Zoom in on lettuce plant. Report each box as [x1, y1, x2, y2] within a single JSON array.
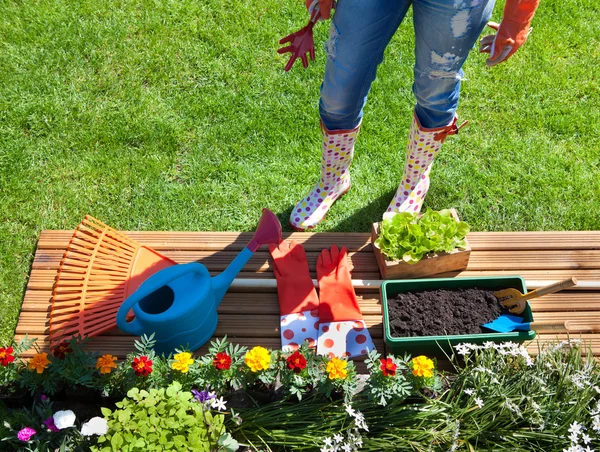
[[375, 209, 470, 264]]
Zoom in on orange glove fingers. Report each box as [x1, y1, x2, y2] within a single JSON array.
[[317, 245, 362, 322], [270, 241, 319, 315]]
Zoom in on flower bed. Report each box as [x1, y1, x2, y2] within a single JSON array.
[[2, 334, 600, 451]]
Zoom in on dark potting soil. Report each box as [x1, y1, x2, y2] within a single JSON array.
[[387, 288, 504, 337]]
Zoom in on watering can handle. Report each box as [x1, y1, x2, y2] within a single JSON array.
[[116, 263, 204, 335]]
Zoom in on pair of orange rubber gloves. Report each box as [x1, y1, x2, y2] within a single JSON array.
[[269, 241, 375, 358]]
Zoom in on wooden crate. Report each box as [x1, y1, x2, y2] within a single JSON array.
[[371, 209, 471, 279]]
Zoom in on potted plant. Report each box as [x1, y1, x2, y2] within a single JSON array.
[[0, 336, 35, 407], [196, 336, 247, 397], [277, 343, 320, 401], [50, 336, 100, 403], [381, 276, 536, 357], [239, 346, 279, 405], [372, 208, 471, 279]]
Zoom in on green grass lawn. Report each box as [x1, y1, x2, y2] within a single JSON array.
[[0, 0, 598, 345]]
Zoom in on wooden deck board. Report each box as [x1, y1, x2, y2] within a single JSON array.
[[16, 230, 600, 363]]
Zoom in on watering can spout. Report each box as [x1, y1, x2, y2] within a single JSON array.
[[212, 209, 282, 303], [247, 209, 282, 252]]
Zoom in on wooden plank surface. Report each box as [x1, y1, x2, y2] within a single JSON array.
[[16, 230, 600, 366]]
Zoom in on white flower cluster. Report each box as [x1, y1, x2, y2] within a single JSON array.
[[319, 404, 369, 452], [563, 421, 594, 452], [320, 429, 363, 452], [344, 404, 369, 432], [453, 342, 533, 366]]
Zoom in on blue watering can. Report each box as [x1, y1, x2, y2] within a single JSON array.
[[116, 209, 282, 355]]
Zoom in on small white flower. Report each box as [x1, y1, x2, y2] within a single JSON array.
[[592, 415, 600, 432], [80, 417, 108, 436], [568, 432, 580, 443], [345, 404, 356, 418], [474, 397, 484, 408], [53, 410, 76, 430], [320, 447, 331, 452], [333, 434, 344, 444], [483, 341, 495, 349], [323, 437, 333, 447], [464, 389, 475, 396], [342, 444, 353, 452], [231, 411, 242, 426], [569, 421, 584, 437], [531, 400, 541, 411], [583, 446, 594, 452], [210, 396, 227, 412], [3, 421, 10, 429], [582, 433, 592, 445]]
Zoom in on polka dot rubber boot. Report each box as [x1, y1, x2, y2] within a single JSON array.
[[386, 113, 460, 216], [289, 123, 360, 231]]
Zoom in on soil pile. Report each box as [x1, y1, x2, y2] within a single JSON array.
[[387, 288, 504, 337]]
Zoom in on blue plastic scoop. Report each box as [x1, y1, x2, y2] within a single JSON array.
[[483, 314, 597, 333]]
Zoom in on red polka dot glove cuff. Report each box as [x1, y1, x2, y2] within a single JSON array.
[[269, 241, 320, 351], [316, 245, 376, 358]]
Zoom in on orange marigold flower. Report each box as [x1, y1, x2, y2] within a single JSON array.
[[0, 347, 15, 366], [28, 353, 51, 374], [326, 357, 348, 380], [96, 354, 118, 375], [412, 355, 434, 378]]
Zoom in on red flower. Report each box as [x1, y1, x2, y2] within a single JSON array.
[[286, 351, 307, 374], [132, 356, 153, 377], [0, 347, 15, 366], [52, 342, 73, 360], [380, 358, 397, 377], [212, 352, 232, 371]]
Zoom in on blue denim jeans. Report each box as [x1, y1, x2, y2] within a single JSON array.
[[319, 0, 495, 130]]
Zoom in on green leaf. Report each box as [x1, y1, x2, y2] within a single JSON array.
[[218, 433, 239, 452], [110, 432, 124, 450]]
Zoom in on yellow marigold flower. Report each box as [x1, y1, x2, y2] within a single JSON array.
[[28, 352, 51, 374], [96, 354, 118, 375], [326, 357, 348, 380], [172, 352, 195, 373], [244, 346, 271, 372], [412, 355, 434, 378]]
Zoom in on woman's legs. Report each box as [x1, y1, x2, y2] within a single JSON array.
[[319, 0, 412, 131], [291, 0, 412, 230], [412, 0, 496, 128], [385, 0, 496, 215]]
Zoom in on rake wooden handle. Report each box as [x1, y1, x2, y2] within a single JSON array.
[[523, 277, 578, 300], [530, 320, 599, 333]]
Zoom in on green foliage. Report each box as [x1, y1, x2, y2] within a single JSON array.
[[51, 336, 98, 389], [93, 381, 238, 452], [1, 0, 598, 348], [374, 209, 470, 263]]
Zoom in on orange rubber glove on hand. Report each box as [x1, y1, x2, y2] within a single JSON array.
[[479, 0, 540, 67], [270, 240, 320, 351], [316, 245, 375, 358]]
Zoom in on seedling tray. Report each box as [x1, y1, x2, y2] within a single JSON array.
[[382, 276, 536, 356]]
